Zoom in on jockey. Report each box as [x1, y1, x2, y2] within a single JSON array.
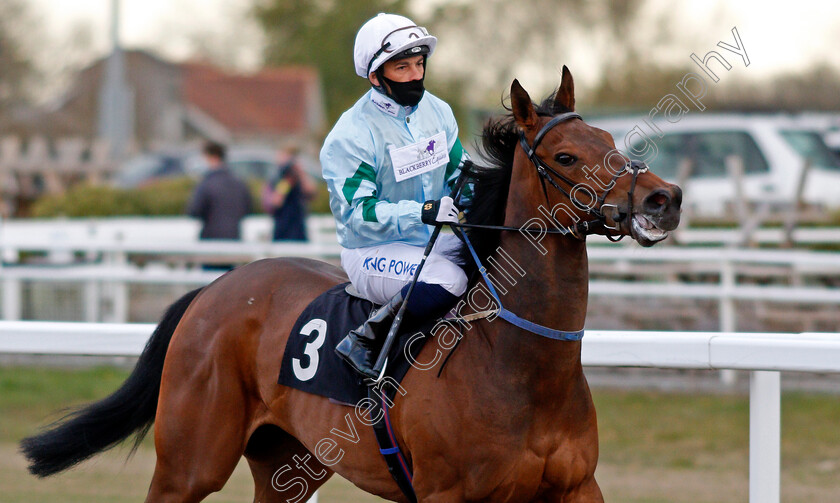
[[321, 13, 470, 378]]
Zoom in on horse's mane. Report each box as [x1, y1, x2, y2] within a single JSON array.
[[456, 92, 561, 279]]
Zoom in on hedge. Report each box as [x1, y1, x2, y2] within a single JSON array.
[[30, 177, 333, 218]]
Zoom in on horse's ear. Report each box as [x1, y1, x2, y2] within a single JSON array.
[[553, 65, 575, 113], [511, 79, 538, 130]]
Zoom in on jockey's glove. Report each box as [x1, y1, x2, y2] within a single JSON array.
[[421, 196, 460, 225]]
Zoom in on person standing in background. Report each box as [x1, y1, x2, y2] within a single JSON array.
[[187, 141, 252, 241], [262, 145, 317, 241]]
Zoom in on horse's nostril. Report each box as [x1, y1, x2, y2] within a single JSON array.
[[643, 190, 671, 213], [650, 194, 668, 207]]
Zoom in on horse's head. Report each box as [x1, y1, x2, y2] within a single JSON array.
[[508, 67, 682, 246]]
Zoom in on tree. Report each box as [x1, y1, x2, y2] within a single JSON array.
[[0, 0, 38, 111], [586, 54, 693, 112], [253, 0, 411, 124], [713, 63, 840, 112], [425, 0, 651, 106]]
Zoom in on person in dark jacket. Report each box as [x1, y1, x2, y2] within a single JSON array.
[[187, 141, 252, 240], [261, 145, 317, 241]]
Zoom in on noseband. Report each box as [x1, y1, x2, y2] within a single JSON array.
[[517, 111, 647, 241]]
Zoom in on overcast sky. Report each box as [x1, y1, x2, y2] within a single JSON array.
[[27, 0, 840, 86]]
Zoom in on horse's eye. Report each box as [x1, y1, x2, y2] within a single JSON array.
[[555, 153, 577, 166]]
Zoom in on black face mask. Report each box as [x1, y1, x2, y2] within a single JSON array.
[[381, 75, 425, 107]]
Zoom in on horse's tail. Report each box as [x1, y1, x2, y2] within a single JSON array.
[[20, 287, 203, 477]]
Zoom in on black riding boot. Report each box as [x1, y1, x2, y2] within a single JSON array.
[[335, 290, 405, 379]]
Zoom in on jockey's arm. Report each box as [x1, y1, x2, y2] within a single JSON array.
[[321, 135, 428, 247]]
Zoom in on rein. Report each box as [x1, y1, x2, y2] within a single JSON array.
[[454, 224, 584, 341]]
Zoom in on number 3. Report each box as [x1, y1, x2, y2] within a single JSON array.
[[292, 318, 327, 381]]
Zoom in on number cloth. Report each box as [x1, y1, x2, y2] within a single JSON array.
[[278, 283, 434, 404]]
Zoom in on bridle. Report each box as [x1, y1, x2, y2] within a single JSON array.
[[452, 111, 648, 242], [445, 111, 653, 341], [517, 111, 648, 241]]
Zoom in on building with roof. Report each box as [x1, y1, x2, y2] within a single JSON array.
[[1, 50, 326, 153]]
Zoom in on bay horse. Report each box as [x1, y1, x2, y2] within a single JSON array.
[[21, 67, 681, 502]]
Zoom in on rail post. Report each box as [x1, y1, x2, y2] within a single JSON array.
[[1, 277, 21, 320], [749, 370, 780, 503], [719, 257, 737, 385]]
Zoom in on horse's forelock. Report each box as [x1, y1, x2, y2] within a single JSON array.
[[542, 90, 572, 115]]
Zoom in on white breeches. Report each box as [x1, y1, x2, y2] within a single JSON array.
[[340, 234, 468, 304]]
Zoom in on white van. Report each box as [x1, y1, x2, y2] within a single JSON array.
[[589, 114, 840, 216]]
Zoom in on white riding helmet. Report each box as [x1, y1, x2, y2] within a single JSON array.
[[353, 13, 437, 78]]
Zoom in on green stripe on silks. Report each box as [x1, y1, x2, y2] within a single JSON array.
[[461, 183, 474, 202], [361, 196, 379, 222], [444, 138, 464, 184], [342, 162, 377, 204]]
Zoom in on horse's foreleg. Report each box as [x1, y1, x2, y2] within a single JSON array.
[[570, 478, 605, 503], [244, 425, 334, 503], [538, 477, 604, 503]]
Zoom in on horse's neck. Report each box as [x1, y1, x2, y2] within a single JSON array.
[[449, 156, 591, 399], [468, 232, 589, 388], [493, 156, 590, 339]]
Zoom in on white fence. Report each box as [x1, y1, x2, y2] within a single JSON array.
[[3, 241, 840, 330], [586, 246, 840, 331], [2, 216, 840, 336], [2, 322, 838, 503], [3, 216, 840, 253], [0, 216, 341, 322]]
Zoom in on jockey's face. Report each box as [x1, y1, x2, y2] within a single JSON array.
[[369, 55, 425, 88]]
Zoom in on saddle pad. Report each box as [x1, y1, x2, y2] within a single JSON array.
[[278, 283, 431, 404]]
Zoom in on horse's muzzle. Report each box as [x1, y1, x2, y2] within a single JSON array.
[[630, 185, 682, 246]]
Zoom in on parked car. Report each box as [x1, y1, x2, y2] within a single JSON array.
[[775, 112, 840, 160], [114, 153, 187, 188], [114, 146, 282, 188], [182, 146, 278, 181], [589, 114, 840, 215]]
